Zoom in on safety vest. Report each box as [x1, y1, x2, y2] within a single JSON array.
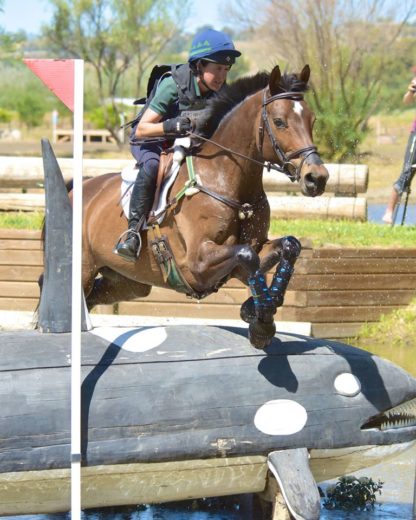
[[128, 63, 214, 146]]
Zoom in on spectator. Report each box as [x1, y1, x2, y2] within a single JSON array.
[[382, 75, 416, 224]]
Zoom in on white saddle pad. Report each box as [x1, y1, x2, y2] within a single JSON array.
[[120, 138, 192, 225]]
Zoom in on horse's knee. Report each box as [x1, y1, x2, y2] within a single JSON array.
[[281, 236, 302, 260], [236, 244, 260, 275]]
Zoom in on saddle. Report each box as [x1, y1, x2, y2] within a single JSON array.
[[120, 137, 192, 227]]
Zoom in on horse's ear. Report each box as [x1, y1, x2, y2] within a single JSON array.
[[299, 64, 310, 85], [269, 65, 282, 96]]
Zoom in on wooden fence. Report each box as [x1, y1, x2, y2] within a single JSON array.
[[2, 229, 414, 339], [0, 157, 368, 220]]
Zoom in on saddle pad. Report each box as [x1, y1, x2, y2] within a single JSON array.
[[120, 162, 181, 224], [120, 137, 192, 224]]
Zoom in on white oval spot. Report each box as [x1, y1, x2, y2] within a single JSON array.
[[91, 326, 167, 353], [254, 399, 307, 435], [334, 373, 361, 396]]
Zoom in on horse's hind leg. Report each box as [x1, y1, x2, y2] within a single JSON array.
[[86, 267, 152, 310]]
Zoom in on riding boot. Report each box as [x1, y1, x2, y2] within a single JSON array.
[[115, 170, 156, 261]]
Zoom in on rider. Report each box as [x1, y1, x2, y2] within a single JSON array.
[[115, 28, 241, 261]]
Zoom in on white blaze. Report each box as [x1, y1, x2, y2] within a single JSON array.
[[293, 100, 303, 115]]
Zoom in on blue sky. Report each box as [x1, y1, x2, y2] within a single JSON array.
[[1, 0, 225, 34]]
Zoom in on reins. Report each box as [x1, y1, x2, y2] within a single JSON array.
[[188, 131, 284, 174], [189, 87, 319, 183]]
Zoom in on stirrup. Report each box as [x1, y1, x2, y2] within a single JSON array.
[[113, 229, 142, 262]]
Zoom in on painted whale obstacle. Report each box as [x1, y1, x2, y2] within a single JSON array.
[[0, 140, 415, 519]]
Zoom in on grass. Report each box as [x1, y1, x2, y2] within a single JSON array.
[[1, 212, 414, 247], [270, 218, 415, 247], [0, 211, 44, 229], [356, 298, 416, 349]]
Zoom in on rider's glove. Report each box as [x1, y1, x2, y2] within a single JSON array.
[[162, 116, 192, 136]]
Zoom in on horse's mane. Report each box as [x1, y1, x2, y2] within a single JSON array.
[[198, 69, 309, 138]]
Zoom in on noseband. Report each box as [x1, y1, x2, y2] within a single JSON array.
[[259, 90, 318, 182]]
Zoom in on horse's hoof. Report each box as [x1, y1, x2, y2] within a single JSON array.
[[248, 319, 276, 350], [240, 297, 256, 323]]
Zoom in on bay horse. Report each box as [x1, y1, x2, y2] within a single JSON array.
[[74, 65, 328, 348]]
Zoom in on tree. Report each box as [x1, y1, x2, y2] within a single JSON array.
[[225, 0, 416, 160], [0, 0, 25, 60], [43, 0, 190, 144]]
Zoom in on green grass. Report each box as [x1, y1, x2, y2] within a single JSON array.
[[0, 212, 414, 248], [270, 218, 415, 247], [0, 212, 44, 229]]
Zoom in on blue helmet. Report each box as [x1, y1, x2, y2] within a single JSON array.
[[188, 29, 241, 66]]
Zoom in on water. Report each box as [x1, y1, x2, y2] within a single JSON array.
[[368, 202, 416, 225], [3, 203, 415, 520]]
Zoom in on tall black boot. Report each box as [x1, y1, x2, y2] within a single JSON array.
[[115, 170, 156, 261]]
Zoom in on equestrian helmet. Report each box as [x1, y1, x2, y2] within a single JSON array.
[[188, 28, 241, 66]]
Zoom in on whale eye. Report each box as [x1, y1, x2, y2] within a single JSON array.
[[334, 373, 361, 397]]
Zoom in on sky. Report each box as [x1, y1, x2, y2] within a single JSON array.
[[0, 0, 225, 35]]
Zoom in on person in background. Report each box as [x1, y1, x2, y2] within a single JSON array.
[[115, 28, 241, 261], [382, 75, 416, 224]]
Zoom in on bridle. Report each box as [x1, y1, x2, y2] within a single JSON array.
[[259, 89, 318, 182], [189, 87, 320, 183]]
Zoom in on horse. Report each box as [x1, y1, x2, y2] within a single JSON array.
[[67, 64, 329, 349]]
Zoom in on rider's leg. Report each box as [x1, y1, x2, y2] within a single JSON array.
[[115, 146, 160, 260], [383, 131, 416, 224]]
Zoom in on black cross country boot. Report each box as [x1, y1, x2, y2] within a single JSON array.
[[115, 170, 156, 262]]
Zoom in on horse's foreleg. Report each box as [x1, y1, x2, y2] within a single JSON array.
[[191, 242, 276, 348], [241, 236, 301, 330], [269, 236, 302, 307]]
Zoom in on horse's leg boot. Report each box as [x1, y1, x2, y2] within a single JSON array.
[[115, 171, 156, 261]]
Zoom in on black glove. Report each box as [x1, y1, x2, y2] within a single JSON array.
[[162, 116, 192, 136]]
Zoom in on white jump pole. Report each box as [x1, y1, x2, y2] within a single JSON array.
[[71, 58, 84, 520]]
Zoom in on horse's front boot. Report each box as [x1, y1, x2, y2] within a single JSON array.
[[246, 271, 276, 349], [269, 236, 301, 307]]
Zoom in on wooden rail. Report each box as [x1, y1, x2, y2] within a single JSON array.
[[0, 157, 368, 220], [54, 129, 116, 144], [1, 229, 414, 339]]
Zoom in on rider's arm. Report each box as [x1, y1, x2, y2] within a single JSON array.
[[135, 108, 164, 138], [135, 76, 178, 138]]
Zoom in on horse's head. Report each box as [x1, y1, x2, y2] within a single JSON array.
[[258, 65, 328, 197]]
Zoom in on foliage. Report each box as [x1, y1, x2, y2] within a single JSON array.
[[0, 107, 13, 123], [323, 475, 383, 511], [0, 62, 60, 126], [43, 0, 190, 144], [227, 0, 416, 161], [269, 218, 416, 247], [86, 105, 120, 130]]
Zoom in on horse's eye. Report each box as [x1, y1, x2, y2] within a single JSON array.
[[273, 118, 287, 129]]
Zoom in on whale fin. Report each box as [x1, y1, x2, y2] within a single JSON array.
[[38, 138, 91, 333], [267, 448, 320, 520]]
